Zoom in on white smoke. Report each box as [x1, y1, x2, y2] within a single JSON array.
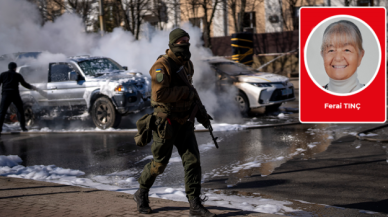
[[0, 0, 240, 122]]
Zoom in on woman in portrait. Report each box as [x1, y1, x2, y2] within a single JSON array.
[[321, 20, 365, 93]]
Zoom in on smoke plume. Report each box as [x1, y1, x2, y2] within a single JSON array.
[[0, 0, 240, 125]]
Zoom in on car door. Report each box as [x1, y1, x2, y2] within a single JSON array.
[[18, 66, 49, 107], [47, 62, 86, 107]]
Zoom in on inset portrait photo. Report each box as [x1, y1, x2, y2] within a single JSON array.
[[304, 15, 381, 96]]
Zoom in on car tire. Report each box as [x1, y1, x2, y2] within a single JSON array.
[[8, 103, 36, 126], [235, 92, 250, 116], [24, 103, 36, 126], [91, 97, 122, 129], [266, 103, 282, 112]]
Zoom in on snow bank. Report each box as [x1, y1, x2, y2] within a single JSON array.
[[28, 127, 138, 133], [0, 155, 84, 180], [0, 155, 23, 167], [231, 161, 261, 173], [0, 155, 304, 214], [2, 123, 22, 133], [0, 154, 300, 215]]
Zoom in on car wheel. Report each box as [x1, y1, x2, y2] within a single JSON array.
[[235, 92, 250, 116], [266, 103, 282, 112], [91, 97, 121, 129], [24, 103, 35, 126]]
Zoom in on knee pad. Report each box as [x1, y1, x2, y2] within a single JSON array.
[[150, 160, 167, 176]]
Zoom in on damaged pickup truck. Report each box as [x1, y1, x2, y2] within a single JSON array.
[[14, 55, 151, 129]]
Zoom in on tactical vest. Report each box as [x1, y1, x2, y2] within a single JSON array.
[[151, 55, 194, 115]]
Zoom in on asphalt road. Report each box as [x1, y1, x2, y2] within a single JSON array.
[[1, 120, 388, 216], [202, 124, 388, 216]]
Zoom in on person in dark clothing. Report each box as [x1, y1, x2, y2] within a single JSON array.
[[0, 62, 37, 134]]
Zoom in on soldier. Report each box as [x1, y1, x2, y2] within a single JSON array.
[[0, 62, 37, 135], [134, 28, 216, 217]]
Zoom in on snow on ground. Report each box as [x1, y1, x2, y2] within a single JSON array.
[[195, 123, 281, 131], [359, 133, 378, 137], [28, 127, 138, 133], [307, 142, 319, 149], [201, 145, 312, 183], [0, 155, 299, 215], [347, 132, 378, 137], [0, 155, 84, 181], [0, 143, 301, 215], [3, 122, 286, 134], [2, 122, 22, 132]]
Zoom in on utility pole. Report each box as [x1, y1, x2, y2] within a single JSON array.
[[99, 0, 105, 36]]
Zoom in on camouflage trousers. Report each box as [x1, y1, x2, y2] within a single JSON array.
[[138, 121, 202, 200]]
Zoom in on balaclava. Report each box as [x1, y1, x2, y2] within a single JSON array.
[[168, 28, 191, 61]]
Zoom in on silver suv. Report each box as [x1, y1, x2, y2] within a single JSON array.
[[15, 55, 151, 129]]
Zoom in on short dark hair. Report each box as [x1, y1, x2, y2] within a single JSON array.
[[8, 62, 17, 70]]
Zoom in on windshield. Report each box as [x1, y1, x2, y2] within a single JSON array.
[[78, 58, 124, 76], [214, 62, 255, 76]]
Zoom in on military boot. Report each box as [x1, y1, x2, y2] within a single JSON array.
[[133, 188, 152, 214], [189, 197, 217, 217]]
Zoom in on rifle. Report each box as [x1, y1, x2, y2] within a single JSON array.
[[176, 66, 219, 149]]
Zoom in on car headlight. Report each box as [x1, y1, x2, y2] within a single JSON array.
[[249, 83, 272, 87], [114, 85, 133, 93]]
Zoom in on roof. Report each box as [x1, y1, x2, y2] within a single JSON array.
[[68, 55, 108, 62]]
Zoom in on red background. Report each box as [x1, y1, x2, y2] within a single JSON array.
[[300, 8, 386, 123]]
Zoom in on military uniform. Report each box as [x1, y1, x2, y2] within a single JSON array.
[[134, 28, 215, 217], [138, 49, 202, 200]]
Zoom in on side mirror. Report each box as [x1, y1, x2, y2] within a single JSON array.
[[123, 66, 128, 70], [78, 74, 85, 81], [68, 71, 78, 81]]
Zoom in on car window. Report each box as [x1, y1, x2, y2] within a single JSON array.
[[78, 58, 124, 77], [17, 52, 41, 59], [49, 63, 79, 82], [214, 62, 254, 76], [19, 67, 46, 83]]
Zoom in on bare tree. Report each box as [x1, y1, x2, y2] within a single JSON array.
[[227, 0, 262, 34], [151, 0, 169, 30], [67, 0, 93, 25], [280, 0, 320, 31], [120, 0, 152, 39], [27, 0, 66, 25], [278, 0, 300, 31], [181, 0, 219, 48], [27, 0, 96, 31], [117, 0, 131, 31]]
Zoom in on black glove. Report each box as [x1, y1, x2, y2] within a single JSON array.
[[199, 114, 213, 129]]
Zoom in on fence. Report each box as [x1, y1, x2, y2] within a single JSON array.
[[211, 30, 299, 56]]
